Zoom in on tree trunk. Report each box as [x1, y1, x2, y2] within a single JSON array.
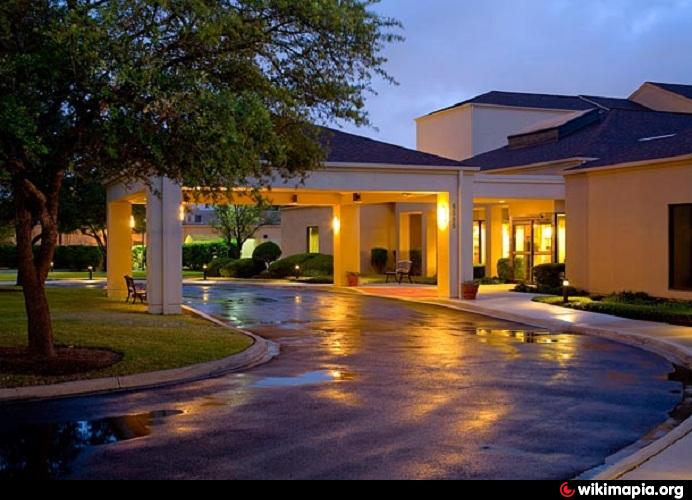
[[14, 176, 60, 359]]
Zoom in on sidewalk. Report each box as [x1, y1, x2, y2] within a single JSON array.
[[356, 284, 692, 480]]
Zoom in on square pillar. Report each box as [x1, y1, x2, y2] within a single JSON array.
[[146, 177, 183, 315], [333, 204, 361, 286], [398, 212, 411, 261], [459, 171, 475, 285], [437, 191, 459, 298], [107, 201, 133, 299], [423, 208, 437, 278], [486, 205, 504, 278]]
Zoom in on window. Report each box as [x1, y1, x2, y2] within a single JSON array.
[[670, 204, 692, 291], [472, 221, 486, 265], [194, 215, 202, 224], [307, 226, 320, 254]]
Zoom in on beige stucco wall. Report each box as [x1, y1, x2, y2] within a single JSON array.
[[280, 206, 334, 257], [359, 204, 396, 273], [630, 83, 692, 113], [566, 162, 692, 300], [416, 106, 474, 161], [416, 104, 575, 161]]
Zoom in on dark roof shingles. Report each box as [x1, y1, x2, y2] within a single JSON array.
[[320, 127, 463, 167]]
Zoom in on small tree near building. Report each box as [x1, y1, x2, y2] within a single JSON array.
[[212, 204, 271, 259]]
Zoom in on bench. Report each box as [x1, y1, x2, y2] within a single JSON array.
[[385, 260, 414, 284], [124, 275, 147, 304]]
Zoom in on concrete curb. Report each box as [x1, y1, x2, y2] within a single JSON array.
[[351, 288, 692, 480], [0, 305, 278, 404]]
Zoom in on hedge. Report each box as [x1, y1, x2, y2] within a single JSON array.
[[183, 242, 232, 270], [207, 257, 234, 277], [533, 263, 565, 289], [0, 244, 102, 270], [252, 242, 282, 268], [410, 249, 422, 276], [473, 265, 486, 280], [219, 258, 265, 279], [269, 253, 333, 278], [497, 257, 525, 282], [370, 248, 388, 274]]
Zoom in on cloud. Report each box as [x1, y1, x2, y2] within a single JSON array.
[[337, 0, 692, 149]]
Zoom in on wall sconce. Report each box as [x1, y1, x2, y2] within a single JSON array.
[[130, 215, 136, 229], [179, 204, 185, 222], [437, 203, 450, 231], [353, 193, 362, 204], [332, 215, 341, 234]]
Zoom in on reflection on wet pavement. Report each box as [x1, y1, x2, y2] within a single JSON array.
[[0, 410, 183, 479], [0, 284, 685, 480]]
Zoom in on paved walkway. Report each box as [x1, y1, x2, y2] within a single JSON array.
[[356, 284, 692, 480]]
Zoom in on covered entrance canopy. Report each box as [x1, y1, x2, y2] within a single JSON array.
[[105, 130, 565, 314]]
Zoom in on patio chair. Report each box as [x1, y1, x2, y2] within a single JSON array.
[[385, 260, 414, 284], [124, 275, 147, 304]]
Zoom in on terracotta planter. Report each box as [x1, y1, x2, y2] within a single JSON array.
[[346, 272, 360, 287], [462, 281, 479, 300]]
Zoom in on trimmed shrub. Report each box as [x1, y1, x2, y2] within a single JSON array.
[[0, 245, 17, 268], [252, 241, 282, 268], [370, 248, 388, 274], [132, 245, 147, 271], [533, 263, 566, 289], [269, 253, 333, 279], [410, 249, 422, 276], [219, 258, 265, 279], [207, 257, 234, 277], [497, 257, 525, 282], [53, 246, 102, 270], [473, 265, 486, 280], [183, 242, 232, 270]]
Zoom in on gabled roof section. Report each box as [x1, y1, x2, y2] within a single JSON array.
[[319, 127, 464, 167], [647, 82, 692, 101], [461, 109, 692, 171]]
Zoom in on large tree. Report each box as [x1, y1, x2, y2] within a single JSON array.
[[0, 0, 400, 358], [212, 204, 271, 259]]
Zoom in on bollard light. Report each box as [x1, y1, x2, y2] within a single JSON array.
[[203, 264, 208, 281], [87, 265, 94, 281], [562, 278, 570, 304], [294, 264, 301, 278]]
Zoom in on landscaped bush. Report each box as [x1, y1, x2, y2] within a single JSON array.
[[535, 294, 692, 327], [252, 241, 282, 269], [269, 253, 334, 279], [370, 248, 388, 274], [183, 242, 232, 270], [0, 245, 17, 268], [410, 249, 422, 276], [474, 265, 486, 280], [497, 257, 525, 282], [132, 245, 146, 271], [52, 246, 102, 270], [219, 258, 265, 279], [206, 257, 234, 277], [533, 263, 566, 289]]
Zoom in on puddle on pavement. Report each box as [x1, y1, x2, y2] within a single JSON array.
[[475, 329, 565, 344], [253, 370, 356, 388], [0, 409, 183, 480]]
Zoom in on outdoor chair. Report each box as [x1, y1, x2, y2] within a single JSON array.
[[124, 275, 147, 304], [385, 260, 414, 284]]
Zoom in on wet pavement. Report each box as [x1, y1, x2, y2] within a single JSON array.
[[0, 284, 685, 479]]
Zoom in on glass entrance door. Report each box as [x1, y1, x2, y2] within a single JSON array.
[[511, 218, 555, 282]]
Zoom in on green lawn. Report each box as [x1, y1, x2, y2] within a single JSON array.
[[0, 287, 252, 388], [534, 295, 692, 327], [0, 269, 203, 281]]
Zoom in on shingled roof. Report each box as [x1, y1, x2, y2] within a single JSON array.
[[426, 91, 650, 116], [460, 109, 692, 171], [320, 127, 464, 167]]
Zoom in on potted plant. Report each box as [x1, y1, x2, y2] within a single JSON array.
[[462, 280, 480, 300], [346, 271, 360, 287]]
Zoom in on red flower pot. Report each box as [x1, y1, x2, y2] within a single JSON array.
[[462, 281, 479, 300]]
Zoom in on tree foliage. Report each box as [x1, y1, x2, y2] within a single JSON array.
[[211, 204, 272, 259], [0, 0, 400, 356]]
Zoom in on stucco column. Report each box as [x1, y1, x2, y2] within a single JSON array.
[[437, 191, 459, 298], [146, 177, 183, 315], [486, 205, 504, 278], [332, 204, 361, 286], [106, 201, 132, 299], [398, 211, 411, 261], [459, 171, 475, 284], [423, 208, 437, 277]]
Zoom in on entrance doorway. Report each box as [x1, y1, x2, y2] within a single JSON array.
[[510, 216, 557, 282]]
